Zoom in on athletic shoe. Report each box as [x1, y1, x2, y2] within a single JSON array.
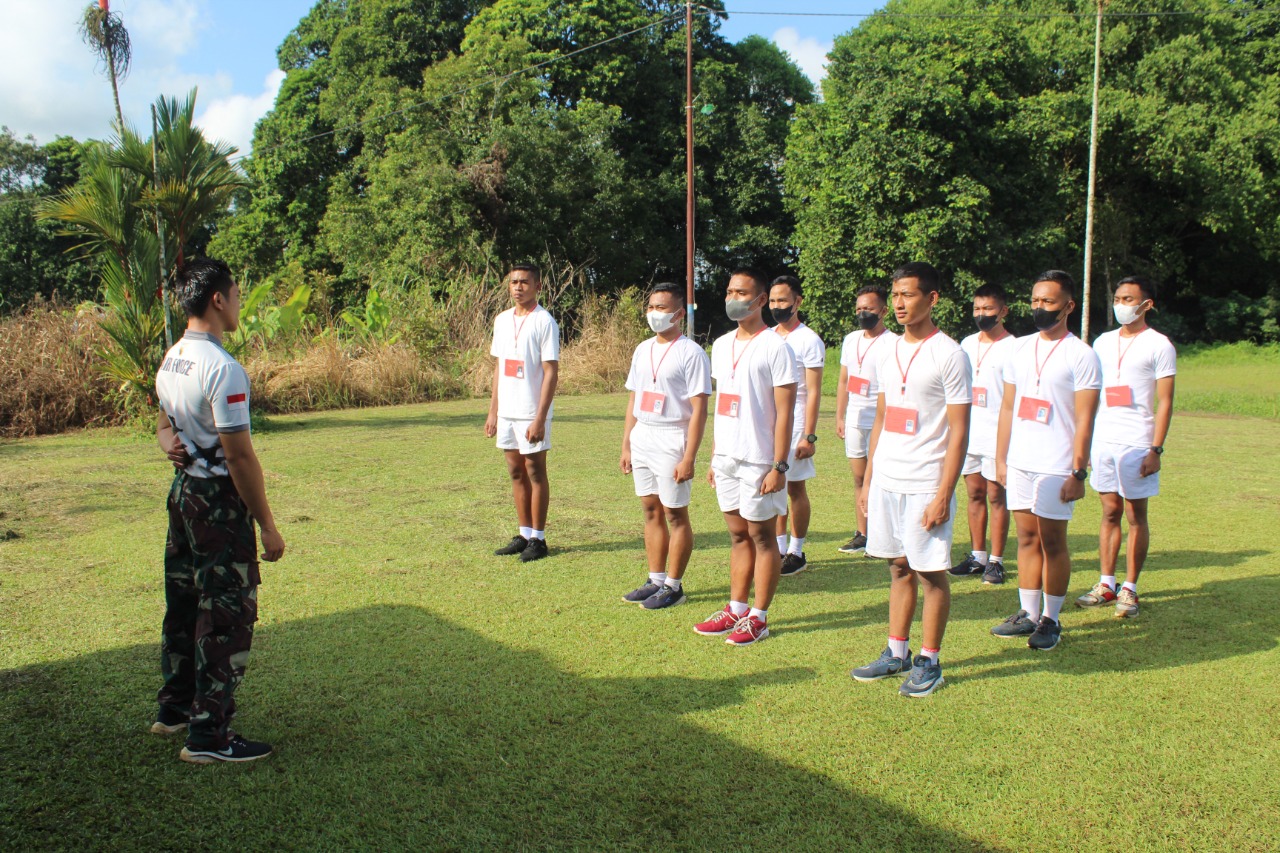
[[1075, 582, 1117, 607], [899, 656, 945, 697], [725, 615, 769, 646], [642, 585, 686, 610], [948, 554, 985, 577], [838, 532, 867, 553], [991, 609, 1037, 637], [981, 561, 1006, 585], [180, 734, 273, 764], [150, 707, 189, 735], [1115, 588, 1139, 619], [850, 646, 912, 682], [780, 552, 808, 577], [1028, 616, 1062, 651], [494, 535, 528, 556], [623, 581, 662, 604], [694, 606, 740, 636], [519, 538, 548, 563]]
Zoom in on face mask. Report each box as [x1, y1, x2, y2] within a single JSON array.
[[1032, 307, 1063, 331], [647, 310, 678, 333], [770, 305, 795, 325], [1113, 301, 1147, 326], [856, 311, 879, 330], [974, 314, 1000, 333], [725, 295, 758, 323]]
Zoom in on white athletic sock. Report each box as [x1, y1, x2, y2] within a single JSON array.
[[972, 550, 989, 566], [776, 535, 788, 554], [788, 537, 806, 556], [1121, 581, 1137, 594], [530, 529, 545, 540], [989, 555, 1004, 564], [648, 572, 667, 586], [519, 526, 533, 540], [1018, 588, 1041, 618], [729, 600, 749, 617], [1101, 574, 1117, 590], [748, 607, 767, 622], [665, 576, 682, 590], [921, 647, 940, 664], [1043, 593, 1066, 623], [888, 635, 909, 660]]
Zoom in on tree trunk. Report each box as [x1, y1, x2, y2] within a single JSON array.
[[106, 40, 124, 132]]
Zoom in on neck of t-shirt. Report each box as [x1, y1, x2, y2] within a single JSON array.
[[901, 319, 938, 343], [1119, 320, 1149, 337], [1038, 324, 1070, 342], [186, 318, 224, 346], [777, 317, 801, 335], [736, 316, 767, 337], [655, 328, 682, 344], [513, 302, 539, 317], [863, 325, 887, 339]]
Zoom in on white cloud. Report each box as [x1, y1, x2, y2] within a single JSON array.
[[196, 69, 285, 156], [772, 27, 832, 87]]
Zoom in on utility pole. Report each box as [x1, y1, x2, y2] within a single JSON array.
[[1081, 0, 1106, 341], [685, 1, 697, 339]]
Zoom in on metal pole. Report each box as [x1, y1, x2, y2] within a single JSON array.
[[153, 104, 172, 350], [1081, 0, 1104, 342], [685, 1, 696, 339]]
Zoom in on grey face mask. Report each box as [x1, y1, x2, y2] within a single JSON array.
[[725, 295, 758, 322]]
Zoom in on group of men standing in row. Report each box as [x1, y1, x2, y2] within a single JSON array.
[[487, 262, 1176, 697]]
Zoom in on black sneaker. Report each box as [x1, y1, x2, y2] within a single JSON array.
[[780, 552, 808, 576], [990, 609, 1037, 637], [642, 585, 686, 610], [495, 535, 528, 556], [981, 561, 1006, 585], [948, 554, 985, 577], [180, 734, 273, 764], [623, 581, 662, 603], [838, 532, 867, 553], [1028, 616, 1062, 651], [519, 537, 548, 563], [150, 706, 189, 735]]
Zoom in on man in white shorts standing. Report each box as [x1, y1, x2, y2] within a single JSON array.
[[951, 284, 1018, 585], [1076, 275, 1176, 618], [767, 275, 825, 577], [992, 270, 1101, 650], [619, 283, 712, 609], [694, 268, 797, 646], [485, 264, 560, 563], [850, 262, 971, 697], [835, 285, 897, 554]]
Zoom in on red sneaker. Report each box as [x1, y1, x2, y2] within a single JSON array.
[[726, 615, 769, 646], [694, 606, 741, 636]]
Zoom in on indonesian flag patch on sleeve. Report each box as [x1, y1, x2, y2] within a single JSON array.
[[227, 393, 247, 404]]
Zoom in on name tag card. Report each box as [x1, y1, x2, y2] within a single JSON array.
[[641, 391, 666, 415], [717, 393, 741, 418], [973, 386, 988, 408], [1105, 385, 1134, 407], [885, 405, 919, 435], [847, 375, 871, 397], [1017, 395, 1052, 425], [503, 359, 525, 379]]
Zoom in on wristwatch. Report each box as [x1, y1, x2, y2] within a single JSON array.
[[1150, 445, 1164, 455], [1072, 468, 1088, 481], [773, 460, 790, 474], [804, 433, 818, 444]]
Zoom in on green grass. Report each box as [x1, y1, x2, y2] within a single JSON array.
[[3, 374, 1280, 850]]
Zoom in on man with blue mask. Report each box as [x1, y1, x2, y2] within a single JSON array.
[[1077, 275, 1176, 618], [619, 282, 712, 609]]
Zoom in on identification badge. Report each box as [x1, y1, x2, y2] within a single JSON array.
[[717, 393, 741, 418], [973, 386, 988, 408], [1105, 385, 1134, 407], [641, 391, 666, 415], [847, 375, 871, 397], [504, 359, 525, 379], [885, 405, 919, 435], [1018, 395, 1052, 424]]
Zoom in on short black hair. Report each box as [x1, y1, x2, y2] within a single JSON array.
[[856, 284, 888, 304], [891, 262, 941, 295], [771, 275, 802, 297], [1116, 274, 1157, 302], [509, 263, 541, 281], [176, 257, 235, 318], [973, 283, 1008, 305], [729, 267, 769, 296], [649, 281, 685, 307], [1034, 270, 1075, 299]]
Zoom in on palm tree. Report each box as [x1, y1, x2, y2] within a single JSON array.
[[79, 0, 132, 132]]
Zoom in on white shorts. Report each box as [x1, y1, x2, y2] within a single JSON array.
[[1006, 466, 1074, 521], [1090, 442, 1159, 500], [711, 454, 787, 522], [786, 431, 816, 482], [631, 422, 692, 508], [495, 417, 552, 454], [963, 453, 997, 482], [844, 424, 872, 459], [865, 483, 955, 572]]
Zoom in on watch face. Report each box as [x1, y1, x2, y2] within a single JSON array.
[[805, 434, 818, 443]]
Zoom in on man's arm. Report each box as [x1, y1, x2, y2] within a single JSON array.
[[995, 381, 1016, 486], [835, 365, 849, 439], [676, 394, 709, 483], [526, 361, 559, 443], [485, 359, 501, 437], [620, 392, 638, 474], [218, 430, 285, 561], [1061, 388, 1101, 502], [1141, 375, 1175, 477], [795, 365, 823, 460], [156, 410, 191, 468], [857, 393, 886, 518], [922, 403, 970, 530], [761, 383, 797, 494]]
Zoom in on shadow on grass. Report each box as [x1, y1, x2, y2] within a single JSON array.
[[0, 605, 998, 851], [259, 408, 617, 436]]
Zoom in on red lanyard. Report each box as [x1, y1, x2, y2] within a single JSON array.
[[856, 331, 883, 370], [894, 329, 939, 393], [975, 332, 1010, 373], [731, 328, 767, 379], [650, 336, 681, 384], [513, 308, 534, 346], [1034, 333, 1070, 388], [1116, 328, 1145, 376]]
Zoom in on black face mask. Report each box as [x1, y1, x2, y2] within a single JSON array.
[[974, 314, 1000, 333], [856, 311, 879, 330], [1032, 307, 1063, 331], [770, 305, 795, 325]]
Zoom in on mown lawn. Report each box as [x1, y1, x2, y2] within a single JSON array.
[[2, 362, 1278, 850]]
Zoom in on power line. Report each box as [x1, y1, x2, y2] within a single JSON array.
[[714, 6, 1280, 19]]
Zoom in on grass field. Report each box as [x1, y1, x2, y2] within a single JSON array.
[[2, 361, 1279, 850]]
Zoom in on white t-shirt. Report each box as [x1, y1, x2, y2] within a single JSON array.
[[710, 327, 799, 464], [960, 331, 1019, 458], [490, 305, 560, 420], [625, 335, 712, 425], [840, 329, 899, 430], [1091, 327, 1177, 448], [776, 322, 826, 433], [871, 331, 971, 494], [1003, 333, 1103, 476], [155, 331, 251, 479]]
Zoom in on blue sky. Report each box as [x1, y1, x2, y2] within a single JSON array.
[[0, 0, 881, 154]]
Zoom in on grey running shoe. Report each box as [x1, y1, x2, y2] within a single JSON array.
[[1075, 582, 1117, 607], [991, 609, 1037, 637], [899, 655, 945, 697], [623, 581, 662, 604], [180, 734, 273, 764], [948, 554, 985, 577], [1114, 588, 1139, 618], [780, 552, 808, 577], [981, 561, 1006, 585], [850, 646, 912, 682], [1028, 616, 1062, 651], [642, 585, 686, 610], [838, 532, 868, 553]]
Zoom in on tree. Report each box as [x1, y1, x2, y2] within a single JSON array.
[[79, 0, 132, 132]]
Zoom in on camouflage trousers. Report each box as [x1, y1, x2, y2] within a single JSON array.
[[159, 471, 261, 749]]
